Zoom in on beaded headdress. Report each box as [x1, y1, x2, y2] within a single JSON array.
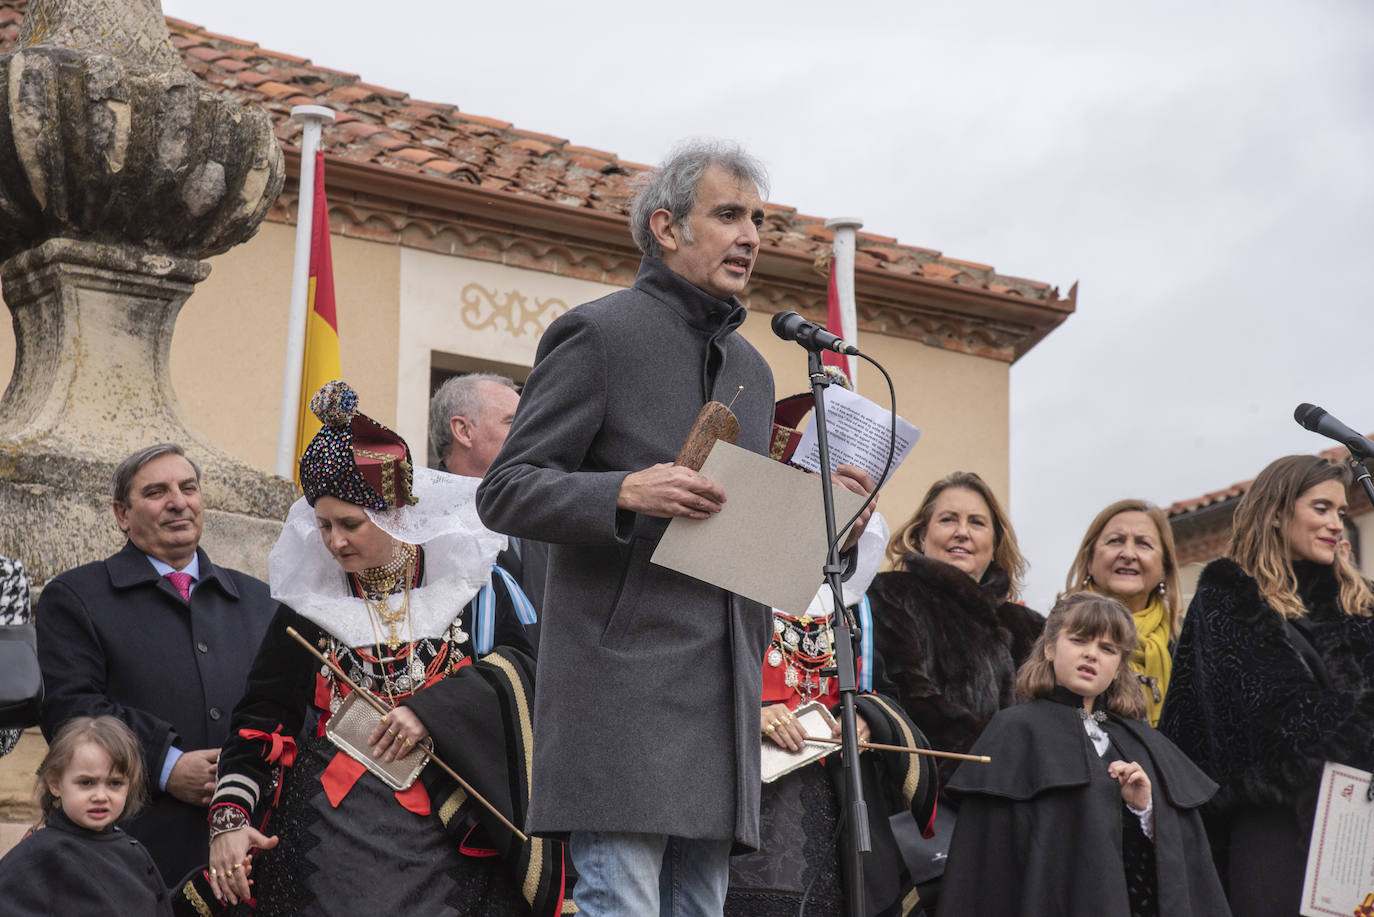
[[299, 380, 418, 510]]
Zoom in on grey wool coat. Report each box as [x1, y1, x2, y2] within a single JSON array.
[[477, 256, 776, 850]]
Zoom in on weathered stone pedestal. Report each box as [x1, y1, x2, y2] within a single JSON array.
[[0, 239, 295, 581]]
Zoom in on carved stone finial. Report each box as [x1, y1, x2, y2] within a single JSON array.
[[16, 0, 186, 72], [0, 0, 285, 262], [0, 0, 296, 582]]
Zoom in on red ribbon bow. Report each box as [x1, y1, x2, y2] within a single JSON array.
[[237, 726, 298, 768]]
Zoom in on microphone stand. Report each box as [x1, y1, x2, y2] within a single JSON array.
[[1349, 456, 1374, 517], [803, 347, 870, 917]]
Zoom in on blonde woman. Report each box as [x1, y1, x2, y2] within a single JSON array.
[[1065, 499, 1182, 725], [866, 471, 1043, 910], [869, 471, 1042, 775], [1160, 455, 1374, 917]]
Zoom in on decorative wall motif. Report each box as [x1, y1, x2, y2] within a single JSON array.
[[458, 282, 569, 341], [270, 193, 1047, 364], [269, 192, 643, 288]]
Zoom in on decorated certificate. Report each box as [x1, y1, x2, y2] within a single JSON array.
[[1301, 761, 1374, 916]]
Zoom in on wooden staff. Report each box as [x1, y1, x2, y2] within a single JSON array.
[[285, 626, 528, 841], [674, 390, 742, 471], [802, 734, 991, 763]]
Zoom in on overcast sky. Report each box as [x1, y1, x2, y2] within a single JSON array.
[[163, 0, 1374, 609]]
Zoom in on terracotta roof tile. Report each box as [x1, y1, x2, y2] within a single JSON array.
[[390, 147, 441, 165], [510, 128, 570, 147], [255, 81, 300, 100], [184, 44, 228, 62], [0, 0, 1063, 307], [353, 80, 407, 99], [368, 134, 413, 152], [511, 137, 555, 156], [228, 70, 282, 87], [564, 144, 617, 159], [421, 160, 477, 179], [248, 45, 309, 64], [459, 113, 513, 130]]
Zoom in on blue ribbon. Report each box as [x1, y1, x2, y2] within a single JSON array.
[[475, 565, 538, 655]]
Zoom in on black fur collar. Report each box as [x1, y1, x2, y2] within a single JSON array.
[[892, 552, 1011, 613], [1197, 556, 1368, 695]]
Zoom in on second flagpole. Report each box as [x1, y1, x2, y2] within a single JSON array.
[[825, 216, 862, 386], [274, 105, 336, 479]]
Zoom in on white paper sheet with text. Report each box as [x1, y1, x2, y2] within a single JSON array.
[[789, 386, 919, 483]]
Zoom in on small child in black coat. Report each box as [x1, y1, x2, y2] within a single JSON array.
[[940, 593, 1231, 917], [0, 715, 173, 916]]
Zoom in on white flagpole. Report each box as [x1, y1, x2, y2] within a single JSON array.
[[825, 216, 863, 386], [274, 105, 336, 479]]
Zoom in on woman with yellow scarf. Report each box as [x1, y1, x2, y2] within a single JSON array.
[[1064, 500, 1182, 725]]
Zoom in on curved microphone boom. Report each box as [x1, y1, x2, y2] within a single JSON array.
[[1294, 403, 1374, 459], [771, 311, 860, 355]]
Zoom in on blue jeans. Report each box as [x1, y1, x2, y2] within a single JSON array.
[[570, 831, 733, 917]]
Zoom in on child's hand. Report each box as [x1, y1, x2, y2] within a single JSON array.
[[1107, 760, 1151, 811]]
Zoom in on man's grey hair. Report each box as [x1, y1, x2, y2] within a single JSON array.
[[111, 443, 201, 504], [429, 373, 518, 460], [629, 139, 769, 260]]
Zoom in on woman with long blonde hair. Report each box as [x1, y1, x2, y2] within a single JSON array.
[[1064, 499, 1183, 725], [866, 470, 1043, 910], [1160, 454, 1374, 917]]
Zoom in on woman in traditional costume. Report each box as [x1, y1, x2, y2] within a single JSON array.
[[204, 382, 562, 917], [724, 388, 936, 917], [1160, 454, 1374, 917], [1064, 500, 1183, 725]]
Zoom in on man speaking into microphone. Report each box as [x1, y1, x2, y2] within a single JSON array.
[[477, 140, 778, 916]]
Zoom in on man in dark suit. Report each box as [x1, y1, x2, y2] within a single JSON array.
[[36, 442, 278, 885]]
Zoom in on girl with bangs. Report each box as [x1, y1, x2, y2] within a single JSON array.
[[940, 593, 1229, 917], [0, 715, 173, 915]]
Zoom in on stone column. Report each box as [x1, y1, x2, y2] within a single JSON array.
[[0, 0, 294, 582]]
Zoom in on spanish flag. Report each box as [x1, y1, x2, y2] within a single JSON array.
[[294, 150, 342, 476]]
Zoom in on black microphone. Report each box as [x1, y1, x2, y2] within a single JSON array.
[[1294, 403, 1374, 458], [771, 311, 860, 355]]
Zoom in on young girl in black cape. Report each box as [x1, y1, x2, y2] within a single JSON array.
[[0, 716, 173, 916], [939, 593, 1230, 917]]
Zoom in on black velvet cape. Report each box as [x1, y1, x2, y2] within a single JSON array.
[[0, 809, 174, 916], [1160, 558, 1374, 822], [940, 691, 1230, 917]]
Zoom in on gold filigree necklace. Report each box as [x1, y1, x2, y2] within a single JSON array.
[[355, 541, 418, 654]]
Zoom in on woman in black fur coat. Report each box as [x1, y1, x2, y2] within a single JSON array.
[[866, 471, 1043, 909], [1160, 455, 1374, 917]]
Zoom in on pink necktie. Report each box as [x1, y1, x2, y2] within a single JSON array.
[[164, 571, 193, 602]]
